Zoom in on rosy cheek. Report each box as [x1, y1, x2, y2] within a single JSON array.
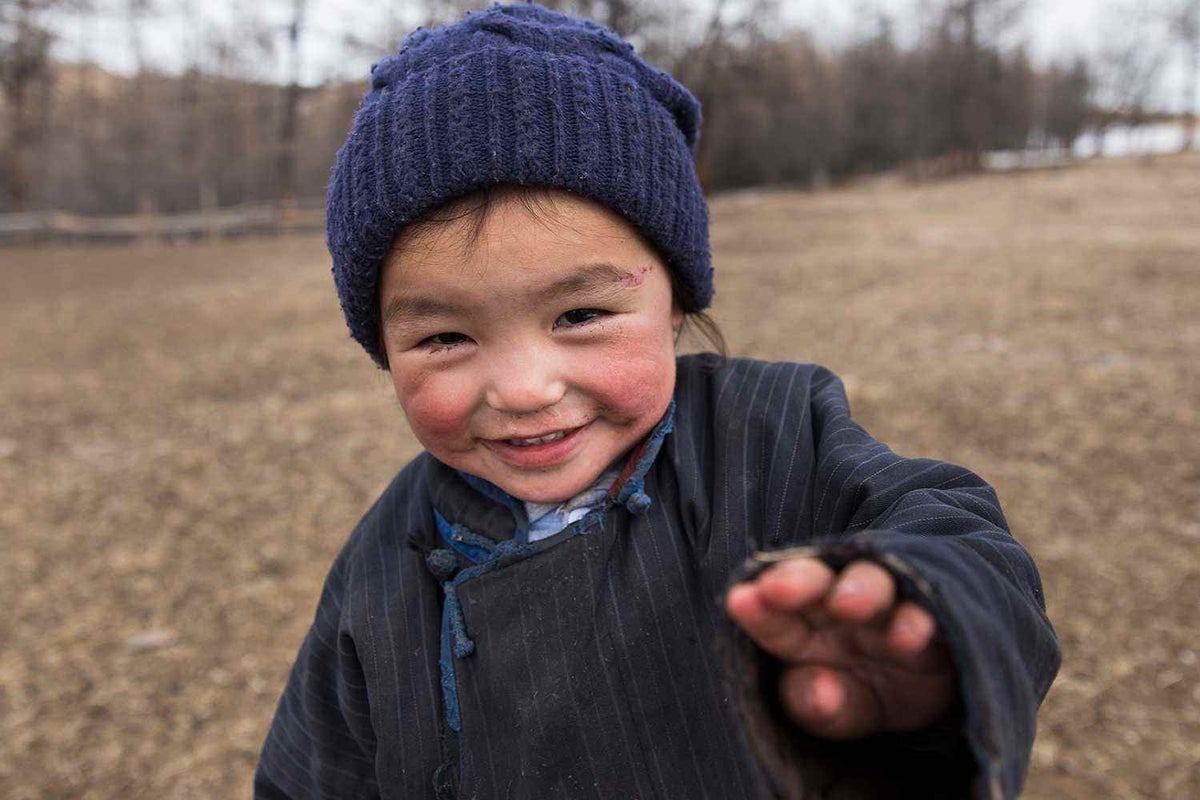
[[393, 372, 476, 442], [583, 323, 677, 418]]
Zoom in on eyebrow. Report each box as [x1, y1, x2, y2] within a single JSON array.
[[381, 294, 469, 329], [381, 261, 637, 329], [532, 261, 634, 304]]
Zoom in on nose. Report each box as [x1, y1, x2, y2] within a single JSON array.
[[484, 346, 567, 415]]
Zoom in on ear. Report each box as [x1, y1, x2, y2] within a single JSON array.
[[671, 307, 685, 347]]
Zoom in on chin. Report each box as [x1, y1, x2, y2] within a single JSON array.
[[502, 475, 589, 505]]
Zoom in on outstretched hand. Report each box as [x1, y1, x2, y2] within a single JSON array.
[[725, 557, 959, 740]]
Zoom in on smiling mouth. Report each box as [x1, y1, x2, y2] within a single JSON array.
[[501, 426, 581, 447]]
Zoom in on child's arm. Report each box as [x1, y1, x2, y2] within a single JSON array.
[[700, 361, 1059, 800], [255, 545, 379, 799]]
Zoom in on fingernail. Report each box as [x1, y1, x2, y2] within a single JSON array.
[[809, 672, 838, 718], [834, 579, 860, 599], [726, 585, 754, 612]]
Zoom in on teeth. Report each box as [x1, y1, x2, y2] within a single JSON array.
[[507, 430, 569, 447]]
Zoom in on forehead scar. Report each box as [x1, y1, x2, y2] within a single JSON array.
[[619, 265, 652, 288], [534, 261, 645, 303]]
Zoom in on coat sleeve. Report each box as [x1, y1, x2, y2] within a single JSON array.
[[255, 541, 380, 799], [719, 363, 1060, 800]]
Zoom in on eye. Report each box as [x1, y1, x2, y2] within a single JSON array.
[[420, 332, 472, 349], [555, 308, 606, 329]]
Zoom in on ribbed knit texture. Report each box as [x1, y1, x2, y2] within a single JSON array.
[[327, 2, 711, 367]]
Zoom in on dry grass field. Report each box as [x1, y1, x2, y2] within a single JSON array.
[[2, 155, 1198, 799]]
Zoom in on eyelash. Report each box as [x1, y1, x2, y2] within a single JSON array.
[[416, 309, 608, 352], [554, 308, 607, 329], [419, 332, 472, 352]]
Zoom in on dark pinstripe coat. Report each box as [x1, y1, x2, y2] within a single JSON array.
[[256, 355, 1060, 800]]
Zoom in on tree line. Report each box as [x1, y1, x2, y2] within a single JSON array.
[[1, 0, 1197, 215]]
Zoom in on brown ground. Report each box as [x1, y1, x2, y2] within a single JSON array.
[[1, 155, 1197, 799]]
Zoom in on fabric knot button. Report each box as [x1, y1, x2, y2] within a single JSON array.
[[625, 491, 652, 515], [453, 634, 475, 659], [426, 548, 459, 581]]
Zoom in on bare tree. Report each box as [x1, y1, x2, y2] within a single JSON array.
[[1040, 58, 1092, 153], [1172, 0, 1199, 150], [565, 1, 661, 38], [1093, 1, 1169, 154], [933, 0, 1028, 168], [413, 0, 657, 38], [277, 0, 307, 206], [0, 0, 62, 211], [122, 0, 153, 215], [838, 13, 911, 172], [672, 0, 729, 188], [671, 0, 794, 189]]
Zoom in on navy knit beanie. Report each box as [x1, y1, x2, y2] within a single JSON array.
[[327, 1, 711, 367]]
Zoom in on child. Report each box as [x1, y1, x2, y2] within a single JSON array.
[[256, 4, 1059, 798]]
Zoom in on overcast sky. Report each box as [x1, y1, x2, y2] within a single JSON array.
[[51, 0, 1193, 109]]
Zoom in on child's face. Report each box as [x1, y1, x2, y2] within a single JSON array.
[[379, 190, 683, 505]]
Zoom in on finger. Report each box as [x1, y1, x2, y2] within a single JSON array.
[[826, 560, 896, 624], [779, 664, 885, 740], [846, 601, 937, 664], [887, 601, 939, 658], [755, 558, 837, 613], [848, 617, 901, 662], [725, 583, 815, 662]]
